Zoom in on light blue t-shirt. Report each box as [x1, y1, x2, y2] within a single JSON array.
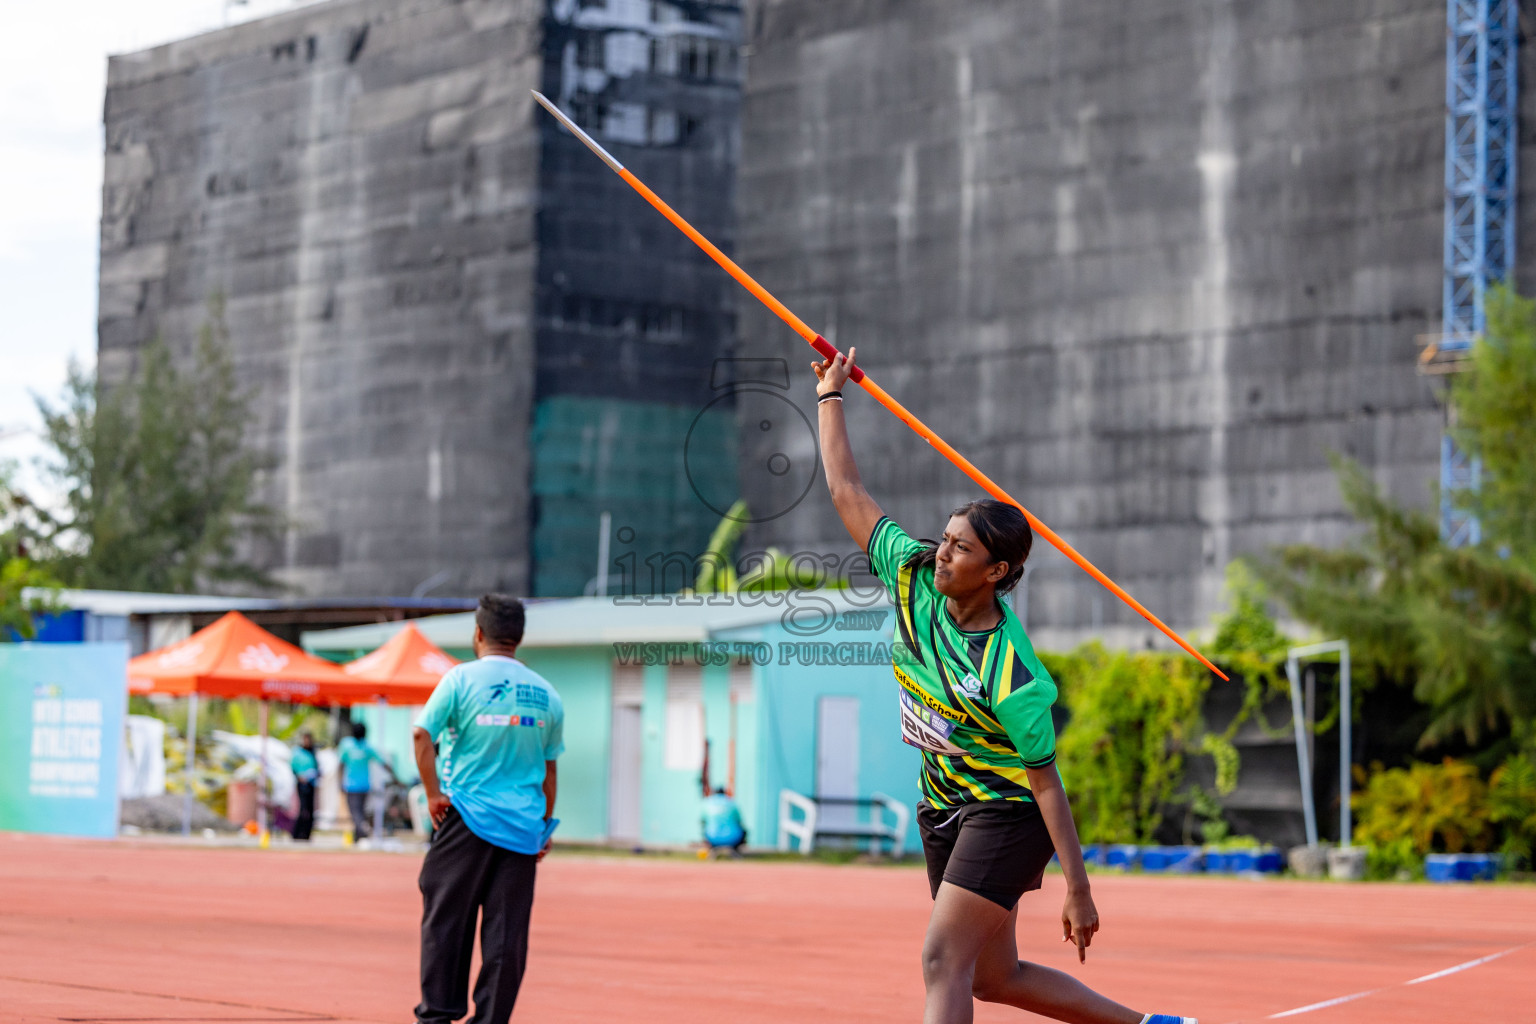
[[337, 736, 383, 793], [415, 655, 565, 854], [291, 746, 319, 784], [702, 793, 744, 847]]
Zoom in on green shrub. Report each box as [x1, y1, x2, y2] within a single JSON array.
[[1489, 753, 1536, 868], [1205, 833, 1265, 851], [1352, 758, 1492, 855], [1048, 645, 1210, 844], [1364, 836, 1423, 881]]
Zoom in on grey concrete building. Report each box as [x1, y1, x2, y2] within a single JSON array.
[[100, 0, 741, 598], [735, 0, 1536, 647], [101, 0, 1531, 636]]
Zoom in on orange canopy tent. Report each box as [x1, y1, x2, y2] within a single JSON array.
[[339, 623, 460, 839], [129, 611, 362, 702], [129, 612, 376, 839], [339, 621, 459, 703], [130, 613, 460, 840]]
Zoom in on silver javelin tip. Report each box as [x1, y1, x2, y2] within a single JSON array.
[[531, 91, 626, 174]]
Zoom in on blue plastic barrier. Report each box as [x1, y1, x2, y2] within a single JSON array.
[[1456, 854, 1498, 881], [1425, 854, 1456, 882], [1103, 844, 1140, 869], [1425, 853, 1500, 882], [1140, 846, 1203, 872], [1202, 848, 1284, 874]]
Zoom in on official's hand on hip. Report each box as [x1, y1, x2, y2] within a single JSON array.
[[427, 791, 452, 827]]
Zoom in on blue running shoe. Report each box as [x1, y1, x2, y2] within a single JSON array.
[[1145, 1017, 1198, 1024]]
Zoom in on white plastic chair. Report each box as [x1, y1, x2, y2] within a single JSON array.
[[869, 792, 910, 857], [777, 788, 818, 852]]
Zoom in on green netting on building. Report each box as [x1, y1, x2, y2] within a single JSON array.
[[530, 395, 739, 597]]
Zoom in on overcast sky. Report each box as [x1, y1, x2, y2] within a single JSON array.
[[0, 0, 318, 496]]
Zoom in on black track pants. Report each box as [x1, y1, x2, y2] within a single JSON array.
[[414, 806, 537, 1024], [292, 782, 315, 840]]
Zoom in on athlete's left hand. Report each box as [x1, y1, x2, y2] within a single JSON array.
[[1061, 887, 1100, 963], [536, 839, 552, 863], [812, 345, 857, 396]]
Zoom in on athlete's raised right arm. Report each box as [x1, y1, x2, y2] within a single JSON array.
[[814, 346, 884, 552]]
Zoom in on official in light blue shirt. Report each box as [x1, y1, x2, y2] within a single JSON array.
[[337, 722, 395, 842], [411, 594, 562, 1024], [414, 649, 565, 853], [337, 729, 385, 794]]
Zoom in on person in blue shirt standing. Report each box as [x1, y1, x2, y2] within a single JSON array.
[[289, 731, 319, 841], [412, 594, 564, 1024], [337, 721, 395, 843]]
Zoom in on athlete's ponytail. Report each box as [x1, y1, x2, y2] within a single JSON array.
[[904, 499, 1033, 593]]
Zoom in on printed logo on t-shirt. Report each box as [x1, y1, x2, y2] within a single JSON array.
[[516, 682, 550, 710], [959, 673, 983, 697], [474, 713, 547, 728]]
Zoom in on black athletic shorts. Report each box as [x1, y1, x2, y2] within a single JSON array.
[[917, 798, 1056, 910]]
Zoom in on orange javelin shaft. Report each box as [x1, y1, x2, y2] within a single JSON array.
[[532, 91, 1226, 680]]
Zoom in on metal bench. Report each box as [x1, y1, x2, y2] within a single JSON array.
[[776, 789, 910, 857]]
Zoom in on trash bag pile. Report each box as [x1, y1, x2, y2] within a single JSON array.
[[162, 727, 251, 820], [120, 793, 240, 833]]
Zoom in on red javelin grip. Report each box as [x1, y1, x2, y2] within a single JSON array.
[[810, 336, 866, 383]]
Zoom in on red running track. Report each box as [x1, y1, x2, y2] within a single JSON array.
[[1, 832, 1531, 1023]]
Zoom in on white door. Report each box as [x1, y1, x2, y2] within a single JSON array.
[[816, 696, 860, 829], [608, 665, 644, 843], [663, 665, 704, 772]]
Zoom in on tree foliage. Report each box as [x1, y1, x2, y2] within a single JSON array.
[[0, 463, 61, 639], [1208, 562, 1291, 665], [689, 500, 848, 593], [1449, 288, 1536, 560], [1254, 285, 1536, 749], [1352, 758, 1493, 855], [1047, 645, 1213, 844], [0, 555, 59, 641], [1352, 753, 1536, 869], [1489, 754, 1536, 865], [35, 301, 280, 593]]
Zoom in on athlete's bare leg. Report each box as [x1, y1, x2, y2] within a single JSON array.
[[922, 882, 1011, 1024], [970, 899, 1142, 1024]]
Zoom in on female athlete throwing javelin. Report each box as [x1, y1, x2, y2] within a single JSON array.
[[813, 348, 1194, 1024]]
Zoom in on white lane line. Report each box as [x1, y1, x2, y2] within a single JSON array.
[[1405, 945, 1525, 985], [1267, 989, 1381, 1018], [1261, 942, 1528, 1019]]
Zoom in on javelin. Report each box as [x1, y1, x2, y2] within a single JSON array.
[[532, 91, 1226, 680]]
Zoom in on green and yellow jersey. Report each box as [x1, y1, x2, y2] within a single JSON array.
[[868, 516, 1059, 808]]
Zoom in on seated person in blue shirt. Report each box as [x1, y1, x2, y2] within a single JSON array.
[[337, 721, 396, 842], [702, 786, 746, 854], [412, 594, 564, 1024]]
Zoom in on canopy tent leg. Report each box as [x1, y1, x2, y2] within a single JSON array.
[[182, 692, 199, 836], [258, 699, 270, 847], [372, 696, 388, 841]]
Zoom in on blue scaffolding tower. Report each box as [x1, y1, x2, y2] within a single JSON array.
[[1440, 0, 1517, 546]]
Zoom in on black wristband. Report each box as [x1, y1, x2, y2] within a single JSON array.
[[817, 390, 843, 404]]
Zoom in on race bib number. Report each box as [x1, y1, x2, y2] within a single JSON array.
[[899, 689, 966, 755]]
